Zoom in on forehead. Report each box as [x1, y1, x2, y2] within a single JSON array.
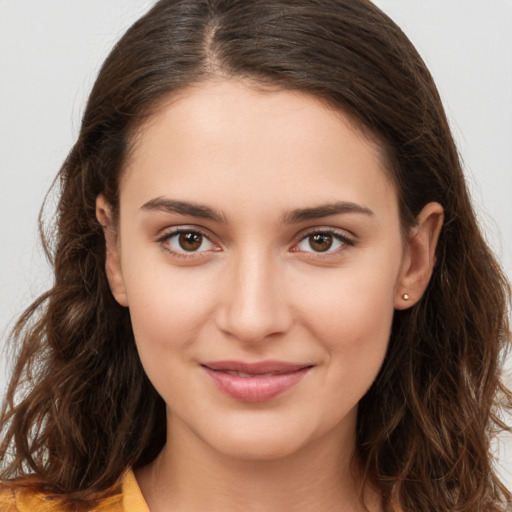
[[121, 79, 398, 221]]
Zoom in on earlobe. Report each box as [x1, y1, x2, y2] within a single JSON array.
[[96, 195, 129, 307], [395, 202, 444, 310]]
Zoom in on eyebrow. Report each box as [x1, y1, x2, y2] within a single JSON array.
[[140, 197, 227, 223], [140, 197, 373, 224], [282, 202, 374, 224]]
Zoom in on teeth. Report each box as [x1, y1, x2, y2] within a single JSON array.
[[225, 371, 275, 377]]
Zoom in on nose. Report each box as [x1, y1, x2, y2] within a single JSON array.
[[215, 250, 293, 344]]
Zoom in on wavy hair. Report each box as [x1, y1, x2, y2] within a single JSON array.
[[1, 1, 511, 510]]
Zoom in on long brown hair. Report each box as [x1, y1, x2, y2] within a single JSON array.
[[1, 1, 510, 510]]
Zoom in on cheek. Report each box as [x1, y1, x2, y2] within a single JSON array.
[[122, 267, 222, 411], [313, 286, 394, 377], [301, 251, 400, 336], [121, 255, 219, 360], [302, 283, 394, 425], [297, 245, 403, 387]]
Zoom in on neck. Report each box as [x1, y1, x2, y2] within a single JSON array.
[[136, 416, 381, 512]]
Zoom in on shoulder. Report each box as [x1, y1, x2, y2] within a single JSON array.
[[0, 483, 18, 511], [0, 484, 123, 511], [0, 481, 122, 512], [0, 470, 148, 512], [0, 481, 58, 512]]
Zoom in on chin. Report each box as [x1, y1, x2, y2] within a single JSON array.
[[192, 411, 337, 463], [209, 432, 310, 462]]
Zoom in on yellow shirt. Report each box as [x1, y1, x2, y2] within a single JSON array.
[[0, 470, 150, 512]]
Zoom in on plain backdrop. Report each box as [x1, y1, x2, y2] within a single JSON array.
[[1, 0, 511, 488]]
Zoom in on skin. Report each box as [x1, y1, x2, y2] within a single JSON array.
[[97, 79, 443, 512]]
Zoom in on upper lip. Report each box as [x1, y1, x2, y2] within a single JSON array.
[[201, 360, 312, 375]]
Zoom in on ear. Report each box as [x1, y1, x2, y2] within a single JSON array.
[[96, 194, 128, 307], [395, 202, 444, 310]]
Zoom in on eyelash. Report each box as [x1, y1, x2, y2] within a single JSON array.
[[156, 227, 219, 259], [291, 229, 356, 257], [156, 227, 356, 259]]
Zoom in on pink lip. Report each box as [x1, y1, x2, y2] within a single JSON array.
[[201, 360, 313, 402]]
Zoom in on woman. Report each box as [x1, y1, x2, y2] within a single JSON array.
[[1, 1, 510, 511]]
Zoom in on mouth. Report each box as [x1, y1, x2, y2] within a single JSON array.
[[200, 360, 313, 402]]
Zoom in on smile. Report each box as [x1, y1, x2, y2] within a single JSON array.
[[201, 361, 313, 402]]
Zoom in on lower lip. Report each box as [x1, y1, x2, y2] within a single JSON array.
[[202, 366, 312, 402]]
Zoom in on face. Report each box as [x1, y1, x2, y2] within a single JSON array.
[[99, 79, 430, 462]]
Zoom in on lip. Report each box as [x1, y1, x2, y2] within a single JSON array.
[[201, 360, 313, 402]]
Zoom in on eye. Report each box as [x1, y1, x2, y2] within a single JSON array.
[[158, 228, 219, 256], [294, 230, 355, 254]]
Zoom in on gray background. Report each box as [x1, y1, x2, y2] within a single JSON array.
[[1, 0, 511, 486]]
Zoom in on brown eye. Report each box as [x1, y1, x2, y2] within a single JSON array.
[[178, 232, 203, 251], [161, 229, 217, 256], [308, 233, 333, 252], [294, 230, 352, 255]]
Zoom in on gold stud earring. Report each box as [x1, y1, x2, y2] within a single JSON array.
[[402, 293, 410, 300]]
